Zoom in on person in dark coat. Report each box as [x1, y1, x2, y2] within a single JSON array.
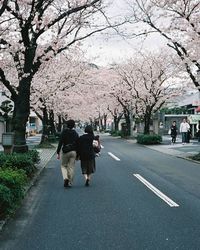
[[170, 120, 177, 144], [77, 125, 96, 186], [57, 120, 79, 188]]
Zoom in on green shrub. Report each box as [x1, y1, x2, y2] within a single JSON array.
[[55, 132, 61, 139], [137, 134, 162, 145], [189, 153, 200, 161], [26, 149, 40, 164], [48, 135, 57, 143], [36, 142, 55, 148], [110, 130, 122, 137], [0, 184, 13, 219], [0, 168, 27, 198], [0, 153, 37, 177], [0, 168, 27, 219]]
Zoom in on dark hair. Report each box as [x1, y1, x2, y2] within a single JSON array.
[[84, 125, 94, 135], [67, 119, 75, 129], [94, 135, 99, 140], [173, 121, 176, 123]]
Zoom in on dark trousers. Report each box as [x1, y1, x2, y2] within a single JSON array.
[[171, 135, 176, 143], [182, 132, 187, 143]]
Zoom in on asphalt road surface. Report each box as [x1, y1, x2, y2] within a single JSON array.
[[1, 135, 200, 250]]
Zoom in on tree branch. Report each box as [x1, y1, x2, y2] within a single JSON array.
[[0, 68, 18, 101]]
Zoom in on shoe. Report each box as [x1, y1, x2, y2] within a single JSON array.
[[85, 179, 89, 186], [64, 179, 69, 188]]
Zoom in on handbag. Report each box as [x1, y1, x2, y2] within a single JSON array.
[[62, 144, 74, 153], [93, 140, 100, 153], [168, 129, 171, 135]]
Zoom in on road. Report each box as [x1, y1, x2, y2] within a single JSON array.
[[1, 134, 200, 250]]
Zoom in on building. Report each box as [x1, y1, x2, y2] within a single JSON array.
[[162, 91, 200, 137], [0, 90, 42, 142]]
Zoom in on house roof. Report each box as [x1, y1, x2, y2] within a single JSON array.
[[178, 91, 200, 106]]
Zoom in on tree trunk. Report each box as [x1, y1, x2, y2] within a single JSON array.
[[57, 115, 62, 132], [99, 118, 103, 131], [144, 113, 151, 134], [114, 116, 119, 131], [12, 79, 31, 153], [113, 115, 122, 131], [40, 107, 49, 144], [103, 113, 107, 130], [124, 110, 131, 136], [62, 117, 67, 129], [49, 110, 56, 135]]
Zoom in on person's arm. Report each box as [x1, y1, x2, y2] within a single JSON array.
[[56, 131, 64, 159], [76, 137, 81, 159], [97, 138, 101, 149], [180, 123, 182, 133]]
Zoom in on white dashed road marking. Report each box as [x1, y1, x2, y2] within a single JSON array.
[[134, 174, 179, 208], [108, 152, 120, 161]]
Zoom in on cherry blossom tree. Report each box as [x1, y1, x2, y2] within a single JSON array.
[[116, 51, 182, 134], [107, 105, 123, 131], [0, 0, 124, 152], [0, 0, 8, 16], [30, 49, 88, 143], [128, 0, 200, 90]]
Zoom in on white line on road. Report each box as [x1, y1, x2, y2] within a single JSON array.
[[133, 174, 179, 208], [108, 152, 120, 161]]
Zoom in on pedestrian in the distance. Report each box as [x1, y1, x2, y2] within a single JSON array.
[[170, 120, 177, 144], [57, 119, 79, 188], [77, 125, 96, 187], [180, 118, 190, 145], [186, 119, 191, 143]]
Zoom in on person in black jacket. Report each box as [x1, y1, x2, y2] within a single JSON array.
[[170, 120, 177, 144], [57, 120, 79, 188], [77, 125, 95, 187]]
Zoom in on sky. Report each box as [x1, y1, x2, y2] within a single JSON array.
[[83, 33, 167, 66], [82, 0, 167, 67]]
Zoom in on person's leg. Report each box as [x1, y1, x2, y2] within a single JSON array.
[[84, 174, 88, 181], [85, 174, 91, 186], [67, 151, 77, 185], [183, 132, 187, 144], [61, 153, 70, 187], [172, 136, 176, 143]]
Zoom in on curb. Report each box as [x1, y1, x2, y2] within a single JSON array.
[[177, 156, 200, 164], [0, 148, 56, 233]]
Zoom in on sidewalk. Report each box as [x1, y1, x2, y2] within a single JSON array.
[[0, 142, 57, 232], [127, 135, 200, 159], [28, 144, 57, 186], [144, 135, 200, 159]]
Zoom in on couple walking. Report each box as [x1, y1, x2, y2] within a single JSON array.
[[170, 118, 191, 145], [56, 120, 100, 188]]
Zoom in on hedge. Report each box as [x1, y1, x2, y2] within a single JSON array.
[[189, 153, 200, 162], [110, 130, 122, 137], [137, 134, 162, 145], [0, 168, 27, 219], [0, 150, 39, 177]]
